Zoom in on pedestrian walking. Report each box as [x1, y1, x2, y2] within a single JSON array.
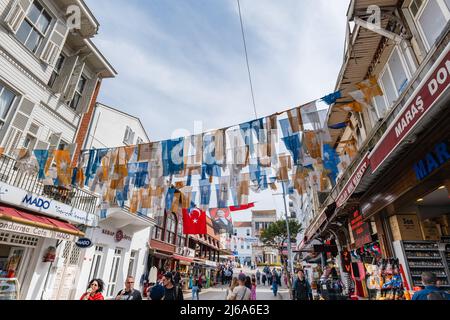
[[262, 273, 267, 286], [245, 276, 252, 290], [115, 276, 142, 300], [162, 272, 184, 300], [226, 277, 239, 300], [250, 278, 257, 300], [293, 270, 312, 301], [198, 273, 204, 291], [80, 279, 105, 300], [256, 270, 261, 285], [173, 270, 181, 287], [271, 272, 279, 297], [412, 272, 450, 300], [148, 280, 165, 300], [229, 273, 251, 300], [191, 276, 200, 300]]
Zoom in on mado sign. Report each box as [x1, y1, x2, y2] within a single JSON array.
[[76, 238, 93, 248]]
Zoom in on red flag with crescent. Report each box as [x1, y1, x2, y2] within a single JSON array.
[[182, 207, 207, 235]]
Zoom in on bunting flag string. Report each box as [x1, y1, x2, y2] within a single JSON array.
[[9, 83, 385, 217]]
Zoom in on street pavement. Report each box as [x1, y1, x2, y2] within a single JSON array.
[[184, 267, 291, 301]]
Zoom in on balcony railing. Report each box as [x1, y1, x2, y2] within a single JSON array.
[[0, 154, 98, 215]]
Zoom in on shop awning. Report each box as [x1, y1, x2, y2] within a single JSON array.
[[0, 206, 84, 238]]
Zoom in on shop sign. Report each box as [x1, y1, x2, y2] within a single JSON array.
[[313, 245, 338, 253], [176, 247, 195, 258], [350, 209, 372, 248], [413, 141, 450, 181], [101, 228, 132, 242], [0, 181, 97, 227], [75, 238, 93, 248], [336, 153, 370, 208], [370, 44, 450, 173], [0, 219, 77, 242], [341, 250, 352, 273]]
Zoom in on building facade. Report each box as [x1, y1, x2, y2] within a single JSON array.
[[251, 210, 280, 265], [232, 221, 253, 267], [0, 0, 115, 300], [74, 103, 154, 300], [302, 0, 450, 298]]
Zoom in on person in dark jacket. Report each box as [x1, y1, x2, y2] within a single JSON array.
[[412, 272, 450, 300], [162, 272, 184, 300], [293, 270, 312, 301]]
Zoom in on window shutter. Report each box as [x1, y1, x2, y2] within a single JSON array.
[[35, 140, 49, 150], [129, 130, 135, 145], [53, 55, 78, 94], [124, 126, 131, 144], [76, 78, 97, 114], [48, 132, 62, 147], [64, 62, 85, 102], [4, 127, 23, 156], [40, 20, 69, 67], [4, 0, 32, 33], [67, 143, 77, 161]]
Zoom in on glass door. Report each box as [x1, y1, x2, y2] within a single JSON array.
[[107, 248, 122, 298]]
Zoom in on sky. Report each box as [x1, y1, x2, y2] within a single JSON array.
[[85, 0, 350, 222]]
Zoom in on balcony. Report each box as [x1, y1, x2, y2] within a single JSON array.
[[0, 154, 98, 217], [101, 204, 155, 233]]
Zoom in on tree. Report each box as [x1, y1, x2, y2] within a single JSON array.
[[260, 219, 303, 299]]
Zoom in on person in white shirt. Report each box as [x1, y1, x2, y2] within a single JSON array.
[[230, 273, 251, 300]]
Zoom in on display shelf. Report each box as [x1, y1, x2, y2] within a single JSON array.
[[403, 248, 439, 251], [408, 265, 445, 269], [405, 256, 442, 260]]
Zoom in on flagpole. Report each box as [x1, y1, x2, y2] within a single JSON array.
[[281, 181, 294, 299]]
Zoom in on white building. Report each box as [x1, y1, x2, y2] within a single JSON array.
[[74, 103, 155, 300], [232, 222, 253, 267], [84, 102, 150, 149], [251, 210, 280, 265], [0, 0, 115, 300]]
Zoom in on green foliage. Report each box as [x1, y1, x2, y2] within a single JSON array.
[[260, 219, 303, 250]]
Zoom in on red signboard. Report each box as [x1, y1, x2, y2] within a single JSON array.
[[336, 153, 370, 208], [370, 44, 450, 172], [350, 209, 372, 248]]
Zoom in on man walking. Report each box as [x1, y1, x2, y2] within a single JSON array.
[[256, 269, 261, 285], [293, 270, 312, 301], [412, 272, 450, 300], [115, 276, 142, 300], [162, 272, 184, 300]]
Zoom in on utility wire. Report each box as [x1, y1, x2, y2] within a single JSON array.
[[237, 0, 258, 120]]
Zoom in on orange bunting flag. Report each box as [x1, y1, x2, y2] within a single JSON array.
[[304, 131, 322, 159], [54, 150, 72, 187], [356, 76, 383, 102]]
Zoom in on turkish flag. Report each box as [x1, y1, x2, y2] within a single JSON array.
[[182, 207, 207, 235], [229, 202, 255, 211]]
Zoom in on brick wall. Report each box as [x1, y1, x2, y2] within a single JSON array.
[[71, 79, 102, 166]]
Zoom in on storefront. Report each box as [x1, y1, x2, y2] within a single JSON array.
[[358, 41, 450, 298], [173, 246, 195, 290], [0, 205, 84, 300]]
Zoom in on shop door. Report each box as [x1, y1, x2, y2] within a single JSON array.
[[106, 248, 123, 298], [51, 242, 81, 300]]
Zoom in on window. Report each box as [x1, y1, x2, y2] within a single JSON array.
[[136, 137, 144, 145], [410, 0, 450, 51], [87, 246, 104, 285], [69, 75, 86, 110], [241, 245, 244, 250], [246, 229, 250, 236], [247, 245, 250, 250], [165, 213, 177, 245], [107, 248, 122, 298], [48, 54, 65, 87], [123, 126, 135, 145], [23, 134, 36, 149], [0, 84, 16, 121], [15, 1, 51, 53], [127, 251, 137, 278], [234, 229, 237, 236], [377, 47, 412, 111]]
